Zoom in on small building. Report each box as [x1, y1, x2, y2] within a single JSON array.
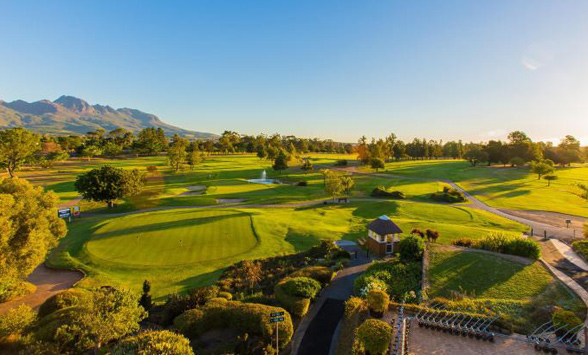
[[365, 215, 403, 256]]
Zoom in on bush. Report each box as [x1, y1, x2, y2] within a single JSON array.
[[398, 235, 424, 263], [146, 166, 158, 173], [174, 301, 293, 346], [218, 291, 233, 300], [38, 289, 92, 318], [430, 187, 467, 203], [290, 266, 335, 286], [356, 319, 392, 355], [572, 240, 588, 260], [0, 280, 36, 303], [452, 238, 475, 248], [354, 260, 421, 301], [509, 157, 525, 167], [366, 290, 389, 314], [0, 304, 36, 339], [334, 160, 348, 166], [112, 330, 194, 355], [552, 309, 582, 335], [277, 277, 321, 298], [189, 285, 219, 306], [297, 181, 308, 186], [370, 186, 405, 199], [344, 297, 365, 319], [476, 232, 541, 259]]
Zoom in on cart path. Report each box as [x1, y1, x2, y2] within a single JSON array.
[[0, 264, 83, 315], [550, 239, 588, 271]]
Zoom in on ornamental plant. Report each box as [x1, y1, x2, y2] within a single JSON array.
[[357, 319, 392, 355]]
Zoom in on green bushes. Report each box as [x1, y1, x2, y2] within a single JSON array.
[[367, 290, 389, 317], [354, 260, 421, 301], [334, 160, 348, 166], [344, 297, 366, 319], [552, 309, 582, 334], [290, 266, 335, 286], [174, 300, 293, 346], [38, 289, 92, 318], [475, 232, 541, 259], [452, 238, 475, 247], [398, 235, 424, 263], [430, 186, 467, 203], [274, 277, 320, 317], [112, 330, 194, 355], [370, 186, 405, 199], [572, 240, 588, 260], [356, 319, 392, 355], [218, 291, 233, 300], [0, 304, 36, 339]]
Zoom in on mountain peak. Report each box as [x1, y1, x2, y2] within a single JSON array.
[[54, 95, 94, 114]]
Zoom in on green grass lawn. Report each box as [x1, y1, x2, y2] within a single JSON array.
[[427, 246, 585, 333], [48, 200, 528, 299], [369, 159, 588, 217]]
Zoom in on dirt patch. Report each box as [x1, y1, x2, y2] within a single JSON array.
[[410, 323, 536, 354], [180, 186, 207, 196], [217, 199, 245, 204], [0, 264, 84, 315], [501, 209, 587, 230]]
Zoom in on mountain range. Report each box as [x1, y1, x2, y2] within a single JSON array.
[[0, 95, 217, 139]]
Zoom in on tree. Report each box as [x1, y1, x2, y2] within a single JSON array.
[[55, 287, 147, 354], [370, 157, 385, 172], [139, 280, 152, 311], [272, 150, 288, 174], [0, 128, 40, 177], [0, 304, 36, 339], [134, 128, 167, 155], [463, 148, 488, 166], [256, 145, 267, 160], [0, 178, 66, 299], [186, 149, 203, 170], [509, 157, 525, 167], [167, 135, 189, 172], [75, 165, 145, 208], [301, 158, 313, 173], [103, 141, 123, 157], [398, 235, 424, 263], [531, 160, 554, 180], [112, 330, 194, 355], [340, 175, 355, 196], [325, 172, 344, 200], [544, 174, 558, 186], [80, 144, 102, 161], [236, 260, 263, 290]]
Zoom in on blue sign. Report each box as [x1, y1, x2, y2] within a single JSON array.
[[58, 208, 71, 219], [270, 317, 285, 323], [270, 312, 285, 317]]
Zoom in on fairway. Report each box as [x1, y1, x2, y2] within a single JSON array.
[[86, 209, 258, 266]]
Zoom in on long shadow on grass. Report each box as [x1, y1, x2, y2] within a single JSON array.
[[92, 211, 251, 241], [285, 228, 322, 253]]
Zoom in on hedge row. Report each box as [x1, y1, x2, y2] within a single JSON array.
[[174, 299, 293, 345], [453, 232, 541, 259]]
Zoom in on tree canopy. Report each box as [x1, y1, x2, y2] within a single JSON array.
[[75, 165, 145, 208], [0, 128, 40, 177]]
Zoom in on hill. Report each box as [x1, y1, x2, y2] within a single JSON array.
[[0, 95, 218, 139]]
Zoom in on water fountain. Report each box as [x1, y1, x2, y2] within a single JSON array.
[[247, 170, 278, 184]]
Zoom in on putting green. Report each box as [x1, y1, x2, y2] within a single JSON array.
[[85, 209, 258, 266]]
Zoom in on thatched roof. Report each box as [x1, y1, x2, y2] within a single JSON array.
[[367, 215, 403, 235]]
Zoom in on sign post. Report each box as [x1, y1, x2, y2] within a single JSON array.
[[269, 312, 285, 353], [58, 208, 72, 223], [72, 206, 81, 218]]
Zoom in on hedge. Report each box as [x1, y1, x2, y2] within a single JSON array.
[[367, 290, 389, 314], [354, 260, 421, 301], [398, 236, 424, 263], [112, 330, 194, 355], [356, 319, 392, 355], [290, 266, 335, 286], [174, 300, 293, 345], [371, 186, 405, 199], [274, 287, 311, 318], [473, 232, 541, 259], [430, 187, 466, 203]]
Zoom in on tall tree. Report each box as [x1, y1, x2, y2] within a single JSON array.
[[325, 171, 345, 200], [0, 128, 40, 177], [167, 135, 189, 172], [75, 166, 145, 208], [531, 160, 555, 180], [0, 178, 66, 299], [272, 150, 289, 174]]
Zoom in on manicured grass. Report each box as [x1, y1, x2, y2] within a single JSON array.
[[427, 246, 585, 332], [49, 200, 528, 299], [86, 210, 258, 266], [370, 159, 588, 217]]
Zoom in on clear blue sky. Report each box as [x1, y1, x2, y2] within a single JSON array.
[[2, 1, 588, 143]]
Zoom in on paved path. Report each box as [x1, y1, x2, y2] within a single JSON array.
[[550, 239, 588, 271], [291, 246, 373, 355], [0, 264, 83, 315]]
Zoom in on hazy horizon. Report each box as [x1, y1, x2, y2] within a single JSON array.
[[2, 1, 588, 144]]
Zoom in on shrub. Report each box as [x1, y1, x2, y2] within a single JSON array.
[[509, 157, 525, 167], [344, 297, 366, 318], [430, 187, 467, 203], [0, 280, 36, 304], [146, 166, 158, 173], [572, 240, 588, 260], [112, 330, 194, 355], [189, 285, 219, 306], [356, 319, 392, 355], [552, 309, 582, 335], [0, 304, 36, 339], [218, 291, 233, 300], [334, 160, 348, 166], [398, 235, 424, 263], [290, 266, 334, 286], [452, 238, 475, 248], [38, 289, 92, 318], [354, 260, 421, 301], [297, 181, 308, 186], [370, 186, 405, 199], [476, 232, 541, 259], [277, 277, 321, 298], [366, 290, 389, 314], [174, 301, 293, 345]]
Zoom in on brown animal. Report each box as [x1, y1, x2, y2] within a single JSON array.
[[426, 229, 440, 243], [411, 228, 425, 239]]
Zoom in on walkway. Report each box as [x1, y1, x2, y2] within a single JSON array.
[[0, 264, 83, 315], [550, 239, 588, 271], [291, 245, 373, 355]]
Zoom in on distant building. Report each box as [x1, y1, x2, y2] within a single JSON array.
[[365, 215, 403, 256]]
